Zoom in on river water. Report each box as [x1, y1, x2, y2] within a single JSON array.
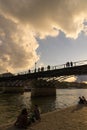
[[0, 89, 87, 125]]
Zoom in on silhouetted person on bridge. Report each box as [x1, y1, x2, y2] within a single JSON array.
[[66, 62, 70, 67], [28, 69, 31, 73], [47, 65, 50, 70], [38, 68, 40, 72], [70, 61, 73, 67], [41, 67, 44, 71]]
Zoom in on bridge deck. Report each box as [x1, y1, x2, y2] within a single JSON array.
[[0, 63, 87, 81]]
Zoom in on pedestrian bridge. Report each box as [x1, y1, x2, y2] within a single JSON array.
[[0, 60, 87, 81]]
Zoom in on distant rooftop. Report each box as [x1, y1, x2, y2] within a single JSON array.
[[0, 72, 14, 77]]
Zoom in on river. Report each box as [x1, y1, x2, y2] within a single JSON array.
[[0, 88, 87, 125]]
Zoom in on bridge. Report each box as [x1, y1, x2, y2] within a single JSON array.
[[0, 60, 87, 81], [0, 60, 87, 96]]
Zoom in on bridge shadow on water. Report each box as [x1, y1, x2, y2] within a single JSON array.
[[31, 95, 56, 114]]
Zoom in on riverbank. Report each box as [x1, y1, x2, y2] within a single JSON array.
[[0, 104, 87, 130]]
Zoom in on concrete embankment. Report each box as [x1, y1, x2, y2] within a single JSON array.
[[0, 104, 87, 130]]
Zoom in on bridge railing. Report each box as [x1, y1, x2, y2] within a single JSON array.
[[73, 60, 87, 66], [14, 60, 87, 76]]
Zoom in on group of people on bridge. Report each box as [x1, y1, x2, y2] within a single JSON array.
[[65, 61, 73, 68], [28, 61, 74, 74]]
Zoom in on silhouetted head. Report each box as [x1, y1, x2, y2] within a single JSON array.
[[79, 97, 82, 99], [35, 104, 38, 108], [82, 96, 85, 98], [21, 108, 28, 115], [82, 96, 86, 100]]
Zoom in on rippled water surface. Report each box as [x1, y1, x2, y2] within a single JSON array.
[[0, 89, 87, 125]]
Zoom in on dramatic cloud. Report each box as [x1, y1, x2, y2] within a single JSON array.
[[0, 14, 39, 73], [0, 0, 87, 73]]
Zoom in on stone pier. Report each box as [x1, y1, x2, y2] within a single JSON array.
[[31, 87, 56, 97]]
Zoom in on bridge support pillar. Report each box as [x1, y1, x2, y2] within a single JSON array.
[[31, 87, 56, 97]]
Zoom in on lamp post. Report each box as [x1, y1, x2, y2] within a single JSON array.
[[35, 62, 37, 72]]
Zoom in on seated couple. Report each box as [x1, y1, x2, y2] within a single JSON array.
[[78, 96, 87, 104], [14, 105, 41, 129]]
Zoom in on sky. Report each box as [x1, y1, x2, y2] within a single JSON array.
[[0, 0, 87, 77]]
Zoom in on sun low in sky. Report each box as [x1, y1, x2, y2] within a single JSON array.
[[0, 0, 87, 74]]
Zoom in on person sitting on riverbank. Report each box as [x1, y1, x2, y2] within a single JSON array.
[[78, 96, 87, 104], [14, 108, 31, 129], [78, 97, 84, 104], [33, 105, 41, 121], [82, 96, 87, 104]]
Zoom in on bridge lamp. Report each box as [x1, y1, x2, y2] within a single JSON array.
[[35, 62, 37, 72]]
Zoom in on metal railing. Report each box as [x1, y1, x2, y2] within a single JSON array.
[[14, 59, 87, 76]]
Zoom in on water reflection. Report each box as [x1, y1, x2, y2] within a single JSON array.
[[31, 96, 56, 113], [0, 89, 87, 125]]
